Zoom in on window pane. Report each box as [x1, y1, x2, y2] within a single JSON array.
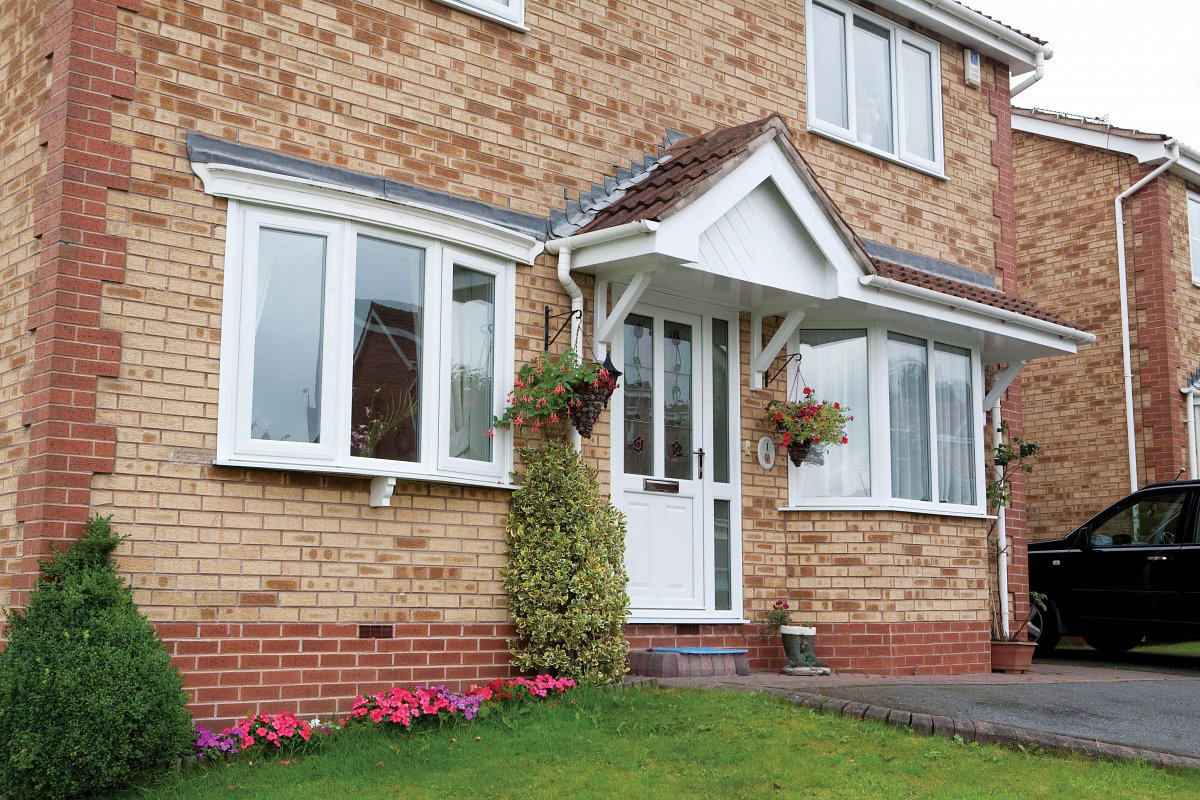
[[853, 19, 893, 152], [623, 313, 654, 476], [795, 330, 870, 498], [934, 344, 974, 505], [664, 320, 694, 480], [1089, 491, 1188, 548], [714, 499, 732, 611], [1189, 196, 1200, 283], [901, 42, 935, 162], [712, 318, 730, 484], [812, 4, 848, 129], [448, 266, 495, 462], [351, 236, 423, 461], [888, 332, 930, 501], [251, 228, 326, 444]]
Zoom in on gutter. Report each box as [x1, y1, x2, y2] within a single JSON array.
[[923, 0, 1045, 56], [857, 274, 1095, 344], [1009, 46, 1052, 98], [545, 220, 660, 450], [1114, 139, 1180, 492]]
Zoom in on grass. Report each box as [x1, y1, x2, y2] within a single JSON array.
[[116, 687, 1200, 800], [1136, 640, 1200, 657]]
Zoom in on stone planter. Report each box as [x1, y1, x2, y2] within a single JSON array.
[[990, 639, 1036, 674], [779, 624, 831, 676]]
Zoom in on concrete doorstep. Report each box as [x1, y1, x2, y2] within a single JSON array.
[[783, 690, 1200, 771]]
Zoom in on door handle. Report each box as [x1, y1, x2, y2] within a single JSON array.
[[694, 447, 704, 479], [1147, 555, 1169, 561]]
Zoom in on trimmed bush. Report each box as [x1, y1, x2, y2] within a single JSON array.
[[504, 443, 630, 684], [0, 516, 193, 799]]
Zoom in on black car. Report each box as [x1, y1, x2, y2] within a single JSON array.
[[1029, 481, 1200, 655]]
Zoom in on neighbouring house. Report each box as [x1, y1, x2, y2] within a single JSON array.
[[0, 0, 1089, 723], [1013, 109, 1200, 539]]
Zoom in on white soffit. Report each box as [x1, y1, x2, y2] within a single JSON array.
[[869, 0, 1044, 76], [1013, 114, 1200, 187]]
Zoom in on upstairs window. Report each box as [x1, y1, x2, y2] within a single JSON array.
[[432, 0, 525, 29], [807, 0, 945, 174]]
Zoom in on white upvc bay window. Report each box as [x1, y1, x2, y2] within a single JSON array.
[[218, 202, 515, 485], [806, 0, 945, 175], [786, 324, 985, 516]]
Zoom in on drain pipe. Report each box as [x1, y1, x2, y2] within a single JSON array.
[[546, 220, 660, 452], [1009, 46, 1052, 98], [992, 402, 1010, 638], [1114, 138, 1180, 492]]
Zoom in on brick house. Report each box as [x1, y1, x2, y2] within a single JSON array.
[[0, 0, 1088, 722], [1014, 109, 1200, 539]]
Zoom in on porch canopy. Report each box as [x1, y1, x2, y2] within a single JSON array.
[[546, 115, 1092, 396]]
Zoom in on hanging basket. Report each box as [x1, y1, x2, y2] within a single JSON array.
[[568, 364, 619, 439], [787, 439, 814, 467]]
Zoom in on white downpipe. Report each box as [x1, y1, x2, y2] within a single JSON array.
[[549, 220, 660, 452], [1009, 46, 1051, 98], [555, 246, 584, 452], [992, 402, 1010, 638], [1114, 139, 1180, 492]]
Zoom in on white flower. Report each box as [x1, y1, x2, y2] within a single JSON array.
[[310, 717, 321, 728]]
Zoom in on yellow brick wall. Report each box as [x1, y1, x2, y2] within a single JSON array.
[[93, 0, 1007, 634], [1018, 132, 1200, 539], [0, 0, 50, 609]]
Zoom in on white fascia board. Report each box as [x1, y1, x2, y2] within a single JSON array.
[[191, 163, 544, 264], [851, 275, 1089, 356], [869, 0, 1042, 75]]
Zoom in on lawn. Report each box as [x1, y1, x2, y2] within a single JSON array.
[[1136, 640, 1200, 657], [118, 687, 1200, 800]]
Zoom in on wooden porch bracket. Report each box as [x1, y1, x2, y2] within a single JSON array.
[[593, 270, 655, 361], [751, 307, 809, 390], [983, 359, 1026, 411]]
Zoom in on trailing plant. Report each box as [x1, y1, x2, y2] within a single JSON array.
[[0, 515, 194, 799], [766, 389, 852, 465], [504, 443, 629, 683], [986, 421, 1043, 642], [492, 349, 617, 438]]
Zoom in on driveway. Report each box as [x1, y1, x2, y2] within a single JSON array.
[[660, 653, 1200, 760]]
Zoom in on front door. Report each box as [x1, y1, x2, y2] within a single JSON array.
[[613, 300, 739, 619]]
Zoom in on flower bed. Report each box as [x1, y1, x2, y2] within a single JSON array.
[[192, 675, 575, 761]]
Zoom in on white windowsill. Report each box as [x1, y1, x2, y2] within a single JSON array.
[[215, 456, 518, 492], [627, 617, 751, 626], [806, 126, 949, 182], [430, 0, 529, 31], [780, 502, 994, 520]]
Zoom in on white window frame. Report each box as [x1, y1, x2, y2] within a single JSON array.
[[805, 0, 946, 177], [1188, 190, 1200, 286], [432, 0, 526, 31], [216, 199, 517, 488], [783, 322, 987, 517]]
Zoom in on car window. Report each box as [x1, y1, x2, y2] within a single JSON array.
[[1088, 490, 1189, 548]]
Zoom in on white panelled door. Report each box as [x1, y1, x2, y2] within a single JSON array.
[[613, 299, 740, 620]]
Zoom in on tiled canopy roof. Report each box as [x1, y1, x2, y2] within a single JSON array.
[[572, 114, 1081, 335], [872, 260, 1078, 329], [579, 116, 776, 233]]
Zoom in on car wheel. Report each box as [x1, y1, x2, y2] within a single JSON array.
[[1030, 601, 1060, 656], [1082, 628, 1144, 654]]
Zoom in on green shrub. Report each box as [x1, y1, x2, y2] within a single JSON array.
[[0, 515, 193, 799], [504, 443, 629, 684]]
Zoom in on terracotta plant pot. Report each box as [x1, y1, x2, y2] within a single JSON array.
[[990, 639, 1036, 674], [787, 439, 813, 467]]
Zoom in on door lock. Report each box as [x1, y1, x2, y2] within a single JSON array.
[[693, 447, 704, 479]]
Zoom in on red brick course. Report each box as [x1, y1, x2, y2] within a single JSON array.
[[14, 0, 135, 605]]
